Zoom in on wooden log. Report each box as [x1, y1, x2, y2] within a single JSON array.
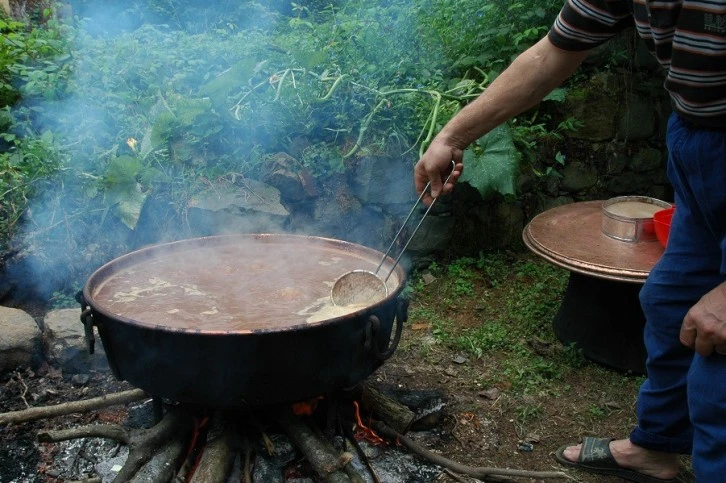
[[189, 412, 237, 483], [279, 410, 352, 483], [0, 388, 148, 426], [113, 408, 193, 483], [131, 432, 188, 483], [360, 383, 415, 434]]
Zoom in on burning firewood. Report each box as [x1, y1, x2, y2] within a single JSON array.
[[279, 408, 365, 483], [187, 411, 237, 483], [112, 407, 193, 482], [2, 384, 571, 482], [359, 382, 415, 434]]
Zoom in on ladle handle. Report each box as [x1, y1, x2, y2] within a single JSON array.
[[376, 160, 456, 282]]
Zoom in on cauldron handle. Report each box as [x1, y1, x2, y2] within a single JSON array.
[[366, 298, 408, 361], [76, 291, 96, 355]]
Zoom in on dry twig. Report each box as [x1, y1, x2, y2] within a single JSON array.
[[12, 370, 30, 408]]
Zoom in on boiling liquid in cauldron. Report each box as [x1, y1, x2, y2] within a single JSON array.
[[91, 239, 398, 331], [604, 201, 661, 218]]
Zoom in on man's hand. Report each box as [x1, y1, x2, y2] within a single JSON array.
[[680, 282, 726, 356], [414, 137, 464, 206]]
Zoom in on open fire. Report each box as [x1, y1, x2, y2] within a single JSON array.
[[3, 382, 449, 482], [0, 378, 568, 482]]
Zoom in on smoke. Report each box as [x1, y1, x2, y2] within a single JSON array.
[[5, 0, 441, 302]]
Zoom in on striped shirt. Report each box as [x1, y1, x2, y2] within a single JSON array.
[[548, 0, 726, 128]]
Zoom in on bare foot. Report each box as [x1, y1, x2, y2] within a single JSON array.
[[562, 439, 679, 480]]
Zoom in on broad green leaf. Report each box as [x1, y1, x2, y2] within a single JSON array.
[[104, 155, 141, 195], [543, 87, 567, 102], [104, 155, 146, 229], [459, 124, 520, 199], [40, 130, 53, 144], [175, 97, 212, 126], [115, 186, 146, 230], [148, 112, 177, 152], [198, 57, 257, 103]]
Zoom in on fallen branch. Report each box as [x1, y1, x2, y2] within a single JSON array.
[[0, 388, 148, 426], [372, 421, 568, 481]]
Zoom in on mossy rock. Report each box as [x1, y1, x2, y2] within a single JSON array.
[[564, 92, 618, 142]]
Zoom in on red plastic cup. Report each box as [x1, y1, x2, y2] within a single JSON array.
[[653, 207, 675, 248]]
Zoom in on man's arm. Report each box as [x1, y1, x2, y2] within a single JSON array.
[[414, 36, 592, 203]]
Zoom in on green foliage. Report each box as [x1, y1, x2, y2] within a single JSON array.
[[0, 109, 63, 248], [588, 404, 606, 419], [414, 0, 563, 73], [0, 13, 72, 102], [459, 321, 509, 356], [50, 285, 81, 308], [511, 88, 584, 178], [515, 402, 544, 426], [410, 252, 579, 395], [0, 0, 590, 285]]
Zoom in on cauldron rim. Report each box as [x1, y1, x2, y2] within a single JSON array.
[[83, 233, 407, 335]]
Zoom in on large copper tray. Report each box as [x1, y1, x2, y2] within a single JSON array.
[[523, 201, 664, 283]]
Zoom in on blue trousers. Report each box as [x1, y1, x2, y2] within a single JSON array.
[[631, 113, 726, 480]]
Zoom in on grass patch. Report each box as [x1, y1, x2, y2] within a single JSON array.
[[407, 251, 641, 398]]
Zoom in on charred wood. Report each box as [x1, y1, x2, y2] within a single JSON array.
[[360, 383, 415, 434], [243, 437, 253, 483]]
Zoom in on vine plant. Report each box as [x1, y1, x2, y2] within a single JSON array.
[[230, 67, 489, 159]]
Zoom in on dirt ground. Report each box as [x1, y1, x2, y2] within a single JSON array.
[[0, 253, 697, 483]]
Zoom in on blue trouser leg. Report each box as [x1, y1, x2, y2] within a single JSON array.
[[629, 114, 726, 479]]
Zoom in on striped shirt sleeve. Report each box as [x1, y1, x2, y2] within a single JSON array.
[[548, 0, 635, 51]]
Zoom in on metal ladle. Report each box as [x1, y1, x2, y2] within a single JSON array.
[[331, 161, 456, 306]]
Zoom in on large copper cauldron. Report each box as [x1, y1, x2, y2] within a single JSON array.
[[80, 234, 407, 407]]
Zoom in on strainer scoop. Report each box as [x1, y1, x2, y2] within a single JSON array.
[[330, 161, 456, 306]]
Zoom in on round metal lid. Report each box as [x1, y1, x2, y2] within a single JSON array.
[[523, 201, 664, 283]]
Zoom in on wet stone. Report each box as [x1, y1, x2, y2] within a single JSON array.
[[71, 374, 90, 386]]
